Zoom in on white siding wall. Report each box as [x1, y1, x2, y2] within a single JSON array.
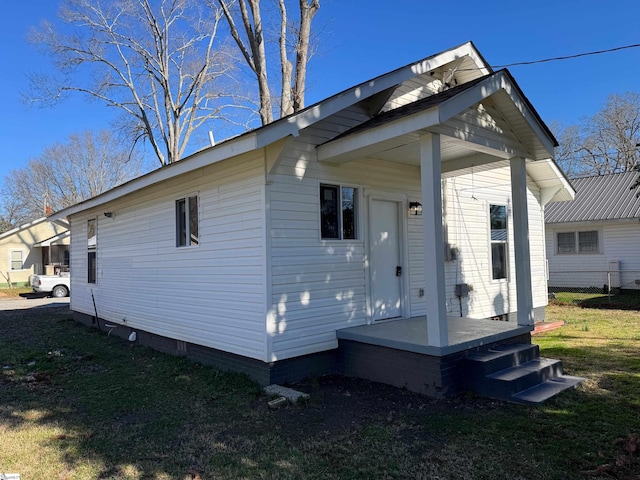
[[546, 221, 640, 290], [268, 125, 549, 360], [70, 152, 268, 360], [436, 168, 547, 319], [268, 136, 422, 360]]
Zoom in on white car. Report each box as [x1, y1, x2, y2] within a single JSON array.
[[31, 272, 71, 298]]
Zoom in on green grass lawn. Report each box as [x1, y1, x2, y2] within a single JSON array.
[[550, 290, 640, 309], [1, 304, 639, 479]]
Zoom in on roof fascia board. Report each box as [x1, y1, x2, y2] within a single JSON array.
[[33, 230, 71, 247], [257, 43, 487, 145], [52, 133, 258, 220], [530, 159, 575, 203], [438, 71, 556, 157], [317, 109, 440, 163]]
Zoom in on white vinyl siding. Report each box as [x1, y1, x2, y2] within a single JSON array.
[[69, 151, 268, 360], [546, 222, 640, 290], [268, 115, 549, 359]]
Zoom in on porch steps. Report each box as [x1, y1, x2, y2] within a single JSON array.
[[465, 344, 584, 404]]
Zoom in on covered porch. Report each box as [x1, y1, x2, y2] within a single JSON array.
[[317, 69, 574, 352]]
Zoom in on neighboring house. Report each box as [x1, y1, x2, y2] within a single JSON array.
[[52, 42, 579, 401], [0, 217, 70, 287], [546, 171, 640, 291]]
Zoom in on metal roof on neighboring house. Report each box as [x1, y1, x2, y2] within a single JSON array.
[[545, 171, 640, 223]]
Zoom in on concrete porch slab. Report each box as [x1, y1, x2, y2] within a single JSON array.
[[337, 316, 532, 356]]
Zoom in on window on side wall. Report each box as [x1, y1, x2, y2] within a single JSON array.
[[87, 218, 97, 284], [320, 184, 357, 240], [10, 250, 23, 270], [490, 204, 507, 280], [556, 230, 598, 254], [176, 195, 199, 247]]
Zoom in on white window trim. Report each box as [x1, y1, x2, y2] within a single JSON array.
[[555, 228, 601, 255], [488, 203, 509, 282], [9, 249, 26, 271], [87, 217, 97, 285], [175, 193, 200, 248]]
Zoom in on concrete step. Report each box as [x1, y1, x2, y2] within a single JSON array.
[[482, 357, 564, 397], [465, 343, 585, 404], [465, 344, 540, 387], [511, 375, 585, 405]]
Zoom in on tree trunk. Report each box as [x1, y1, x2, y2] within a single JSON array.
[[292, 0, 319, 112]]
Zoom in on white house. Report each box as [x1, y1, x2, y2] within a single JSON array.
[[546, 171, 640, 291], [52, 42, 580, 402]]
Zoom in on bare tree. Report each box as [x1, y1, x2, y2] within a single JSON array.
[[1, 130, 147, 223], [554, 93, 640, 178], [27, 0, 237, 166], [216, 0, 319, 125], [0, 218, 13, 235]]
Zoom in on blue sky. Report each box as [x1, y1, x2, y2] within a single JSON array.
[[2, 0, 640, 185]]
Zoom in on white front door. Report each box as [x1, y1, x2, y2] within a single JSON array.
[[370, 199, 403, 321]]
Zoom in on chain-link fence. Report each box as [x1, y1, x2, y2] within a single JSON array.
[[548, 270, 640, 295]]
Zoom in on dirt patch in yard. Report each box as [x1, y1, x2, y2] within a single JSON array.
[[263, 374, 492, 440]]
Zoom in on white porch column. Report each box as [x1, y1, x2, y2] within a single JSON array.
[[421, 133, 448, 347], [510, 157, 534, 327]]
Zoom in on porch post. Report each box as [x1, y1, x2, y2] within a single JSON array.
[[510, 156, 534, 327], [420, 133, 448, 347]]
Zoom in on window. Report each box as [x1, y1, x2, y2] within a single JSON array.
[[557, 232, 575, 254], [556, 230, 599, 254], [10, 250, 23, 270], [87, 251, 97, 284], [87, 218, 96, 284], [490, 204, 507, 280], [579, 231, 598, 253], [176, 195, 199, 247], [320, 184, 357, 240]]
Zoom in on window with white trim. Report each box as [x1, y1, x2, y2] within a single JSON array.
[[87, 218, 97, 284], [9, 250, 24, 270], [320, 184, 357, 240], [490, 204, 507, 280], [176, 195, 199, 247], [556, 230, 599, 254]]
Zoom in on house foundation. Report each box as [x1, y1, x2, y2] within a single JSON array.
[[73, 311, 532, 397]]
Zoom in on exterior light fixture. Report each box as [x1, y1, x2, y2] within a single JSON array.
[[104, 212, 113, 218], [408, 202, 423, 216]]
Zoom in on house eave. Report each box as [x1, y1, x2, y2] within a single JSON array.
[[51, 132, 260, 220]]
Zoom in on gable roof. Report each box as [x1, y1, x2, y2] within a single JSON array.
[[545, 171, 640, 223], [51, 41, 571, 219], [0, 217, 69, 241], [325, 70, 557, 150], [51, 42, 491, 220]]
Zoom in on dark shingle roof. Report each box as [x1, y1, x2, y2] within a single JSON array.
[[546, 171, 640, 223]]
